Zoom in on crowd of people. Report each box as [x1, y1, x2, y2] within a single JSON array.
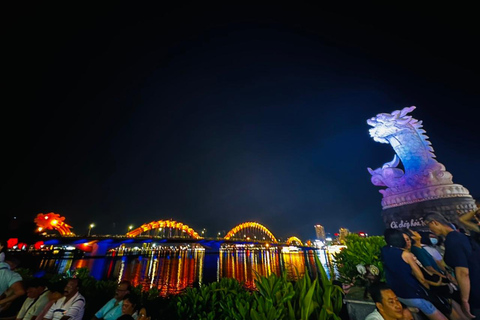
[[0, 246, 155, 320], [366, 205, 480, 320]]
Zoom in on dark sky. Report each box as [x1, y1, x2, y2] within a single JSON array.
[[4, 3, 479, 240]]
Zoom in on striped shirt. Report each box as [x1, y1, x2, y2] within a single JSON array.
[[44, 292, 85, 320]]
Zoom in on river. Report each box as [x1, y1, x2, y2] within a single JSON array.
[[18, 242, 335, 296]]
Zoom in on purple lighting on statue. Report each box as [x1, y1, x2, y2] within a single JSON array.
[[367, 106, 471, 209]]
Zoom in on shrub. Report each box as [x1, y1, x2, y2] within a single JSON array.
[[333, 234, 386, 287]]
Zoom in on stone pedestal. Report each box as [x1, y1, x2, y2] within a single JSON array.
[[382, 197, 476, 231]]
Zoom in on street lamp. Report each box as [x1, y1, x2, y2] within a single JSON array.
[[128, 225, 134, 232], [88, 223, 95, 236]]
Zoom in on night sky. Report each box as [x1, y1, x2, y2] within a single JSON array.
[[4, 3, 479, 240]]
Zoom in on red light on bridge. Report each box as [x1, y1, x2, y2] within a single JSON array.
[[7, 238, 18, 249], [78, 243, 93, 252], [34, 241, 44, 250], [17, 243, 27, 250]]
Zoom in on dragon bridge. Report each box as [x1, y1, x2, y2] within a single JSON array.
[[126, 220, 201, 239], [286, 236, 303, 246], [224, 222, 277, 243]]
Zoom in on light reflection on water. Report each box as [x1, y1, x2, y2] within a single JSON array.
[[110, 248, 205, 296], [39, 245, 332, 296], [219, 246, 284, 290]]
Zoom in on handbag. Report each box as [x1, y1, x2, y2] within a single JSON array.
[[421, 286, 452, 316], [415, 262, 453, 316]]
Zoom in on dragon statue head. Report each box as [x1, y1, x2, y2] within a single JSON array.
[[367, 106, 416, 144], [34, 212, 74, 236]]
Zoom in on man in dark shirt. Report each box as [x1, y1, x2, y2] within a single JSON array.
[[425, 211, 480, 318]]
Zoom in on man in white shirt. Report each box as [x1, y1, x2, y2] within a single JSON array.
[[43, 279, 85, 320], [366, 282, 406, 320], [16, 278, 50, 320]]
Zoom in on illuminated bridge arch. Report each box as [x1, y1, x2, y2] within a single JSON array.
[[286, 236, 303, 246], [126, 220, 201, 239], [224, 222, 277, 243]]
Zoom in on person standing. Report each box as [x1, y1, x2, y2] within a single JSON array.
[[458, 202, 480, 236], [425, 212, 480, 318]]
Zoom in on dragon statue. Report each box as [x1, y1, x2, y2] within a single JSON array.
[[34, 212, 75, 236], [367, 106, 472, 212]]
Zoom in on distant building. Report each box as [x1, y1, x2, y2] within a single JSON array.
[[339, 227, 349, 243], [314, 224, 325, 241]]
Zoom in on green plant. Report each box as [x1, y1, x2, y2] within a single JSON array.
[[286, 254, 343, 320], [333, 234, 386, 287], [175, 277, 250, 319], [250, 272, 295, 320], [174, 255, 344, 320]]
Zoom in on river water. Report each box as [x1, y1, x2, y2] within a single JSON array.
[[29, 243, 333, 296]]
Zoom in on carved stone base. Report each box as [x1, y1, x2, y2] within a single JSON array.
[[381, 184, 471, 208], [382, 197, 477, 232]]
